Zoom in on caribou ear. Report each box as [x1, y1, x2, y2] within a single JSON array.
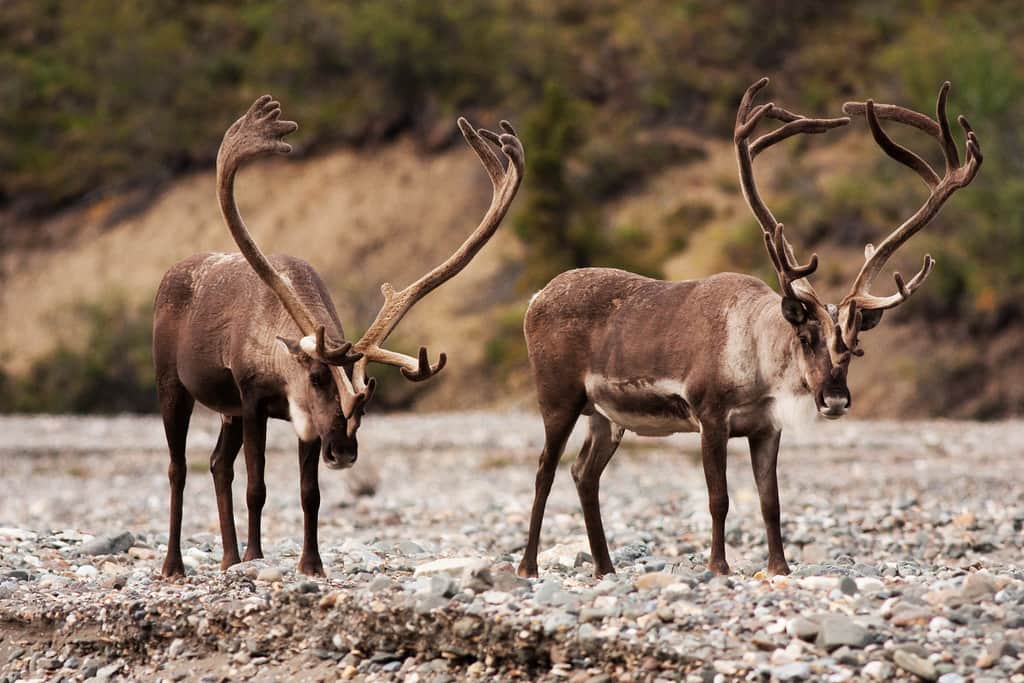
[[781, 297, 808, 326], [859, 308, 884, 331], [277, 336, 306, 357]]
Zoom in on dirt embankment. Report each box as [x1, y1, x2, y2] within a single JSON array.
[[3, 133, 1022, 417]]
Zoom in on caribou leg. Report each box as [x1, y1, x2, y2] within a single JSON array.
[[297, 438, 325, 576], [517, 402, 582, 578], [158, 381, 194, 577], [700, 421, 731, 575], [210, 416, 244, 569], [571, 414, 625, 577], [749, 427, 791, 575], [241, 412, 268, 562]]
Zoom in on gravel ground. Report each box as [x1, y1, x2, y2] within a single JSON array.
[[1, 412, 1023, 682]]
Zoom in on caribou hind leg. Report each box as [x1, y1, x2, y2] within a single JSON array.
[[158, 380, 195, 577], [517, 398, 584, 578], [210, 416, 244, 569], [241, 412, 269, 562], [571, 413, 625, 577], [297, 438, 324, 576]]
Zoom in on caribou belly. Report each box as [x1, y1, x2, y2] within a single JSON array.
[[584, 374, 700, 436]]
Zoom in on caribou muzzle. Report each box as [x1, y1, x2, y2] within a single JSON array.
[[323, 440, 357, 470], [816, 387, 850, 419]]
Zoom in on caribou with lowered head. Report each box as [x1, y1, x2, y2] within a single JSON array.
[[153, 96, 524, 576], [517, 78, 981, 579]]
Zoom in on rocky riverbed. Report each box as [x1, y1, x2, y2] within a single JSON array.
[[1, 412, 1023, 682]]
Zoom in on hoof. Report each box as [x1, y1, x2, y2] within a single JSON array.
[[162, 558, 186, 578], [298, 556, 325, 577], [768, 561, 792, 576], [220, 555, 242, 571], [707, 559, 731, 576], [516, 563, 538, 579]]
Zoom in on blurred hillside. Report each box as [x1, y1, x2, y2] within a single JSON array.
[[1, 0, 1022, 417]]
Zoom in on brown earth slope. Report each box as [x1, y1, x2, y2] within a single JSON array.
[[1, 134, 1020, 416]]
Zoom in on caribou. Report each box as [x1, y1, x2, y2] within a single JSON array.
[[153, 95, 524, 577], [517, 78, 982, 578]]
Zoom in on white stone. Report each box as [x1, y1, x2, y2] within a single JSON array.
[[537, 539, 591, 569], [75, 565, 98, 579], [413, 557, 485, 577]]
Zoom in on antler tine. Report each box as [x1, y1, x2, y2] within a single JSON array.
[[864, 100, 940, 189], [307, 326, 363, 366], [750, 114, 850, 159], [842, 81, 981, 320], [936, 82, 960, 172], [349, 116, 525, 392], [401, 346, 448, 382], [733, 78, 843, 308]]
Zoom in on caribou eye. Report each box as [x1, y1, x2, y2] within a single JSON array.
[[310, 370, 329, 388]]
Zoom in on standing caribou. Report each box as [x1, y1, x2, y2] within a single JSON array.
[[517, 78, 981, 579], [153, 96, 523, 577]]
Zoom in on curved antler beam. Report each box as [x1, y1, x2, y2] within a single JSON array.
[[349, 117, 525, 392]]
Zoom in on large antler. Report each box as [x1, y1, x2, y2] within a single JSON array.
[[217, 96, 364, 408], [734, 78, 850, 307], [349, 118, 524, 392], [839, 82, 982, 317]]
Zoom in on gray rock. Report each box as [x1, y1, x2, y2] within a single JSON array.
[[579, 606, 613, 623], [543, 611, 576, 635], [414, 594, 448, 614], [461, 561, 493, 593], [861, 660, 893, 681], [577, 623, 602, 647], [893, 649, 938, 681], [937, 674, 965, 683], [396, 541, 424, 555], [167, 638, 186, 658], [816, 615, 869, 651], [532, 581, 565, 602], [786, 617, 820, 641], [961, 572, 997, 601], [833, 645, 860, 665], [427, 575, 457, 598], [772, 662, 811, 681], [77, 532, 135, 556], [96, 660, 123, 679], [293, 580, 319, 594], [368, 575, 393, 593], [839, 575, 859, 595], [452, 617, 481, 639]]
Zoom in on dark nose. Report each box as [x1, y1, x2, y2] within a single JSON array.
[[817, 387, 850, 419], [323, 441, 357, 470]]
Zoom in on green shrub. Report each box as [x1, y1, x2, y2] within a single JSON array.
[[2, 296, 155, 413]]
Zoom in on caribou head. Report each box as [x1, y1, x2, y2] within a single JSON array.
[[734, 78, 982, 419]]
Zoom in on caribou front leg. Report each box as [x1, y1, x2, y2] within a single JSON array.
[[297, 438, 325, 576], [749, 428, 791, 575], [700, 421, 731, 575]]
